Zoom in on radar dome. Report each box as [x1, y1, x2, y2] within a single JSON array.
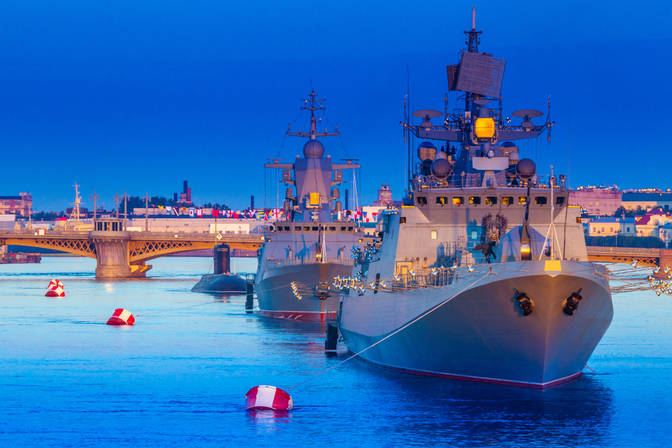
[[516, 158, 536, 178], [303, 140, 325, 158], [431, 158, 452, 178], [417, 141, 437, 162]]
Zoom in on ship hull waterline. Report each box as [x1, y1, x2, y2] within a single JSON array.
[[256, 261, 354, 322], [339, 261, 613, 388]]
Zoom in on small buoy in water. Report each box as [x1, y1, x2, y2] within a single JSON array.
[[45, 279, 65, 297], [106, 308, 135, 326], [245, 385, 293, 411]]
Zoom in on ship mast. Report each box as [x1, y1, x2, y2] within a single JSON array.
[[463, 6, 482, 142], [286, 89, 339, 139], [69, 183, 82, 225]]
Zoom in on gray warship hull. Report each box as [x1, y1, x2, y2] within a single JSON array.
[[256, 261, 353, 321], [339, 260, 613, 387]]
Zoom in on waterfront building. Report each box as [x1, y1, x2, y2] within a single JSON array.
[[634, 207, 672, 237], [127, 217, 264, 234], [621, 190, 672, 212], [0, 193, 32, 217], [0, 214, 17, 231], [569, 187, 621, 216], [587, 217, 636, 237]]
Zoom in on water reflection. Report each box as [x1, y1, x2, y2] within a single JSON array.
[[351, 361, 614, 447], [246, 409, 294, 433]]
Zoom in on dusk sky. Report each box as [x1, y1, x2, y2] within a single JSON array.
[[1, 0, 671, 211]]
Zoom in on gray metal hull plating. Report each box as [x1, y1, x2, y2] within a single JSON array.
[[256, 262, 353, 321], [339, 261, 613, 387]]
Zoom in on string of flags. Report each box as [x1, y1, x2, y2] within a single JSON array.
[[145, 207, 377, 222]]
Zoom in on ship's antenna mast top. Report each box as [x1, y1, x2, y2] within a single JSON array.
[[307, 89, 320, 140], [286, 88, 339, 139], [465, 6, 481, 53]]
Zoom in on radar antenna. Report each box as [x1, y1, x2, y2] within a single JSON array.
[[412, 109, 442, 128]]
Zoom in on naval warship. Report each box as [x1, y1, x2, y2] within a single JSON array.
[[336, 11, 613, 387], [255, 90, 362, 321]]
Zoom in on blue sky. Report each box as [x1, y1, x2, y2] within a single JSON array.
[[1, 0, 671, 211]]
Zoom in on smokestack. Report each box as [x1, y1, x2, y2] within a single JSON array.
[[345, 189, 349, 210], [472, 6, 476, 30], [250, 195, 255, 210], [183, 180, 188, 193]]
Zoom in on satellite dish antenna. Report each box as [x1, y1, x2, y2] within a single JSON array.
[[412, 109, 442, 127], [512, 109, 543, 129]]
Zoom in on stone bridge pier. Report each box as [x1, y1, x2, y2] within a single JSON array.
[[92, 218, 150, 279]]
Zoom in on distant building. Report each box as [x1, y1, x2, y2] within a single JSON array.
[[173, 180, 193, 206], [0, 192, 32, 217], [373, 185, 393, 207], [569, 187, 621, 216], [658, 223, 672, 247], [0, 214, 17, 230], [622, 190, 672, 212]]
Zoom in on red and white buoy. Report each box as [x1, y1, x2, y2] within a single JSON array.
[[45, 279, 65, 297], [245, 385, 293, 411], [106, 308, 135, 326]]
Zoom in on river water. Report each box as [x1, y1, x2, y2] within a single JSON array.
[[0, 257, 670, 447]]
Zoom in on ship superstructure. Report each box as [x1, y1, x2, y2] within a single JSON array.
[[336, 10, 613, 387], [255, 90, 362, 321]]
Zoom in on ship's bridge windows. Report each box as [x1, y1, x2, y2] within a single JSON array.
[[556, 196, 566, 205], [469, 196, 481, 205], [312, 226, 319, 231], [452, 197, 464, 206], [341, 226, 347, 231], [348, 227, 353, 231], [535, 196, 548, 205], [295, 226, 301, 231], [436, 196, 448, 205], [329, 226, 336, 231], [502, 196, 513, 206], [485, 196, 497, 206], [303, 226, 311, 231], [417, 196, 427, 206], [284, 226, 290, 231], [518, 196, 527, 205]]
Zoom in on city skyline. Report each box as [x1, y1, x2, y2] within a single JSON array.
[[1, 0, 671, 211]]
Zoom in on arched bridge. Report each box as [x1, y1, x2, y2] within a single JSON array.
[[0, 226, 263, 279]]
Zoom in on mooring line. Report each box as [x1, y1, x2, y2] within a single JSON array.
[[288, 271, 492, 391], [135, 299, 218, 316]]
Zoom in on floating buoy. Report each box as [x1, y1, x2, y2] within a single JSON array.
[[106, 308, 135, 326], [245, 385, 293, 411], [45, 279, 65, 297]]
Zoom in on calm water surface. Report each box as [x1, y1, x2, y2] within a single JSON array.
[[0, 257, 670, 447]]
